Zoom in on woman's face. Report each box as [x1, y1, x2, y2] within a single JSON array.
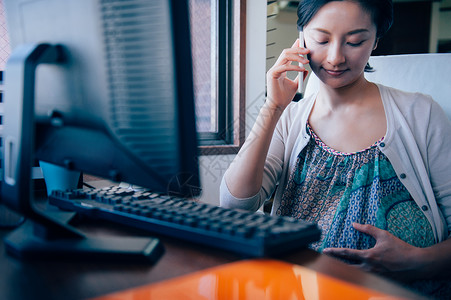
[[304, 1, 378, 89]]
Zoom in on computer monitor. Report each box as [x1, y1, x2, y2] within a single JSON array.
[[1, 0, 200, 262]]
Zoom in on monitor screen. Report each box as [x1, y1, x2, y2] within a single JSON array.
[[1, 0, 200, 261], [2, 0, 200, 204]]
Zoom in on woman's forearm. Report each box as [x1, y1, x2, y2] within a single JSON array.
[[224, 101, 284, 198], [224, 38, 306, 200]]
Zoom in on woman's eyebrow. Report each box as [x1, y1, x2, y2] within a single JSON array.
[[310, 28, 370, 35], [347, 28, 370, 35], [311, 28, 330, 35]]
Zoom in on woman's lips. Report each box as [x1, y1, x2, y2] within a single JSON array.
[[324, 69, 347, 76]]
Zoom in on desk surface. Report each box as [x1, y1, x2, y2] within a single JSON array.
[[0, 201, 426, 300]]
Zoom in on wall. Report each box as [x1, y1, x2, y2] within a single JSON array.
[[266, 4, 312, 91], [439, 11, 451, 40], [266, 7, 298, 74], [198, 0, 267, 205], [439, 0, 451, 41]]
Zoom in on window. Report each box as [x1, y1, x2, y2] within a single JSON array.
[[189, 0, 246, 155], [0, 2, 10, 71], [0, 2, 9, 180], [0, 1, 246, 156]]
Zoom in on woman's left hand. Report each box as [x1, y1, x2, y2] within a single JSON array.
[[322, 223, 423, 281]]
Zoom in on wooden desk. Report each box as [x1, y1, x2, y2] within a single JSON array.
[[0, 203, 426, 300]]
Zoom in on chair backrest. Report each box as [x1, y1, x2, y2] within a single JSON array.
[[304, 53, 451, 120]]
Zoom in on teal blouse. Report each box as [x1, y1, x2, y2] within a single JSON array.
[[275, 124, 451, 298], [276, 123, 435, 252]]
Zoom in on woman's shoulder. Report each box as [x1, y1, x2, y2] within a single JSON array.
[[377, 83, 440, 119], [377, 83, 435, 108], [378, 83, 450, 129]]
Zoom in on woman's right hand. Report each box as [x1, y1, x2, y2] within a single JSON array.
[[266, 39, 310, 110], [223, 41, 309, 200]]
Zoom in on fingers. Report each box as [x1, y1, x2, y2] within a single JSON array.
[[274, 48, 309, 67], [292, 38, 309, 52], [270, 64, 307, 78], [268, 53, 308, 81], [352, 223, 385, 239], [323, 247, 386, 273], [273, 39, 309, 66], [323, 247, 367, 262], [266, 39, 310, 104]]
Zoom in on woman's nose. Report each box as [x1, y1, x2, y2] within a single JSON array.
[[327, 42, 345, 66]]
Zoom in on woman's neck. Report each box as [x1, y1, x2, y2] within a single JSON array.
[[317, 76, 373, 111]]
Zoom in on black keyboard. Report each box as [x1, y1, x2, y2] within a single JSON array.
[[49, 186, 320, 257]]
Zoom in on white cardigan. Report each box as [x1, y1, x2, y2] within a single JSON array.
[[220, 84, 451, 243]]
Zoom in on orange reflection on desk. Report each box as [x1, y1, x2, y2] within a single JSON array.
[[94, 259, 404, 300]]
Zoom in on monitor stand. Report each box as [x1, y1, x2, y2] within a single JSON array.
[[2, 43, 164, 263], [4, 218, 164, 263]]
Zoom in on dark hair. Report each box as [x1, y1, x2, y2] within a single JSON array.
[[297, 0, 393, 38], [297, 0, 393, 72]]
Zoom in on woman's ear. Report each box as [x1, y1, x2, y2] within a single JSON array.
[[373, 38, 379, 51]]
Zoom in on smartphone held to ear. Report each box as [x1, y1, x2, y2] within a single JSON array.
[[298, 31, 304, 94], [292, 31, 305, 102]]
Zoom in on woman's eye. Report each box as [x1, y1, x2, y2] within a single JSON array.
[[347, 41, 364, 47]]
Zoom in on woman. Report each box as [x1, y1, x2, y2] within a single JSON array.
[[220, 0, 451, 297]]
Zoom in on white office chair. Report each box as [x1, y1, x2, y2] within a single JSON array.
[[304, 53, 451, 120]]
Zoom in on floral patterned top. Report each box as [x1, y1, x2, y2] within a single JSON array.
[[275, 123, 451, 298], [276, 123, 435, 252]]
